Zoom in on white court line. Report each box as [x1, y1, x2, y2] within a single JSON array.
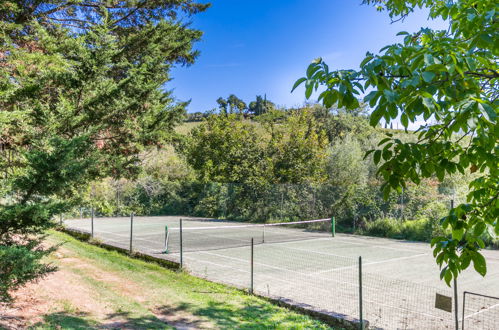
[[197, 250, 365, 291], [273, 244, 358, 261], [66, 223, 452, 322], [74, 228, 165, 251], [312, 253, 428, 275], [188, 251, 447, 320], [333, 235, 428, 253], [464, 302, 499, 320]]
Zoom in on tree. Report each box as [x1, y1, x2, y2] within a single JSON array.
[[309, 104, 375, 142], [293, 0, 498, 283], [227, 94, 247, 116], [267, 109, 328, 184], [248, 95, 275, 116], [0, 0, 208, 301], [183, 114, 268, 183], [216, 97, 229, 116], [216, 95, 247, 116]]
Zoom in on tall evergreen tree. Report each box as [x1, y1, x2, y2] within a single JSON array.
[[0, 0, 208, 301]]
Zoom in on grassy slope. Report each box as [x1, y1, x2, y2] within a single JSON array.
[[33, 231, 333, 329]]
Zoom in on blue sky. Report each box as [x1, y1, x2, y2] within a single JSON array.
[[171, 0, 447, 115]]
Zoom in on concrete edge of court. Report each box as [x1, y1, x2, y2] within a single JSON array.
[[57, 226, 368, 330]]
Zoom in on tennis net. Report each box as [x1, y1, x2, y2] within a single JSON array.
[[165, 218, 332, 253]]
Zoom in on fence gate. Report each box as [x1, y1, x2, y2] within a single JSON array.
[[462, 291, 499, 330]]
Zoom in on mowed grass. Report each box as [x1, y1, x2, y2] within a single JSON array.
[[34, 230, 334, 329]]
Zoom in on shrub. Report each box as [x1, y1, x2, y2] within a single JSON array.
[[360, 217, 451, 243], [361, 218, 401, 238], [0, 240, 56, 302]]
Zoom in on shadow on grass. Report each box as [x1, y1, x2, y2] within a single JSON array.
[[30, 299, 330, 329], [35, 312, 95, 329], [32, 312, 172, 329], [173, 300, 326, 329]]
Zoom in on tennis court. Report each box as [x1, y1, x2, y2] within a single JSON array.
[[64, 216, 499, 329]]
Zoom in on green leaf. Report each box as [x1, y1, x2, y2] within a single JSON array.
[[364, 91, 378, 103], [422, 97, 435, 111], [478, 103, 497, 123], [373, 150, 382, 165], [471, 252, 487, 277], [422, 71, 436, 83], [383, 90, 398, 103], [291, 77, 307, 92], [306, 64, 320, 79], [473, 222, 486, 236], [401, 113, 409, 128], [360, 55, 374, 67], [452, 227, 464, 241], [323, 90, 338, 107], [382, 149, 392, 161], [305, 85, 313, 99], [444, 268, 453, 286], [363, 149, 375, 159], [370, 108, 384, 126], [378, 137, 391, 146], [424, 53, 434, 66], [461, 254, 471, 269]]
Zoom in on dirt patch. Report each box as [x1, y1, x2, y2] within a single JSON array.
[[151, 305, 213, 330], [0, 266, 112, 329], [0, 244, 212, 329]]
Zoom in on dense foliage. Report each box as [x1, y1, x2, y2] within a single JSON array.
[[0, 0, 207, 301], [78, 107, 497, 252], [294, 0, 498, 283]]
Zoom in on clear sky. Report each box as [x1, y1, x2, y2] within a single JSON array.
[[171, 0, 447, 115]]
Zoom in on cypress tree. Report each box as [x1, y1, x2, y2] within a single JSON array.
[[0, 0, 208, 301]]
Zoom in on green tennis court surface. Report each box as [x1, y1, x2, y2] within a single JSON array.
[[64, 216, 499, 329]]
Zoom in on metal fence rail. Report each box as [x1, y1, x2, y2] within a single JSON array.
[[63, 215, 499, 330], [462, 291, 499, 330]]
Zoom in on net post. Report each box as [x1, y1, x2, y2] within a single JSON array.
[[80, 208, 83, 219], [91, 208, 94, 238], [331, 217, 335, 237], [164, 225, 169, 253], [129, 212, 134, 254], [262, 224, 265, 244], [59, 214, 63, 226], [180, 218, 183, 269], [250, 238, 254, 294], [454, 277, 464, 330], [359, 256, 364, 330]]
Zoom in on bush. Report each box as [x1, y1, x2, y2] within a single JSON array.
[[361, 218, 401, 238], [400, 218, 432, 241], [360, 217, 450, 243], [0, 240, 56, 302]]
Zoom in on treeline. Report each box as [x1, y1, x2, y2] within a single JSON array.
[[78, 105, 498, 246], [185, 94, 276, 121]]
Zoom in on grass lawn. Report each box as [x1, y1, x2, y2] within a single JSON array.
[[2, 231, 334, 329]]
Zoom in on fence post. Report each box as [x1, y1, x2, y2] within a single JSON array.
[[91, 208, 94, 238], [262, 224, 265, 243], [180, 218, 183, 269], [129, 212, 134, 254], [454, 278, 459, 330], [461, 291, 466, 330], [250, 238, 254, 294], [59, 214, 63, 226], [164, 225, 169, 253], [359, 256, 364, 330]]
